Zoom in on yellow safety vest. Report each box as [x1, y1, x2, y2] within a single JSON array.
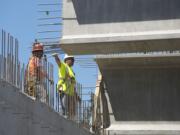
[[57, 62, 76, 96]]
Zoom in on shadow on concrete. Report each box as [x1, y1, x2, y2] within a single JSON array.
[[72, 0, 180, 24], [102, 68, 180, 121]]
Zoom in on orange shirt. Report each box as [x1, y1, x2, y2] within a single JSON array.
[[27, 56, 46, 80]]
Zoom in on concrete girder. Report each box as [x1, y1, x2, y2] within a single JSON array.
[[95, 53, 180, 121], [60, 37, 180, 55]]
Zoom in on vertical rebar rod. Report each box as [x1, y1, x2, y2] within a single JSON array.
[[2, 30, 4, 80], [14, 39, 17, 86], [47, 62, 50, 105], [21, 63, 25, 91], [0, 30, 2, 79], [55, 85, 57, 111], [48, 62, 50, 105], [3, 31, 6, 80], [12, 36, 14, 84], [12, 35, 14, 84], [0, 31, 2, 79], [51, 64, 53, 107], [57, 85, 58, 112], [17, 40, 19, 87], [10, 36, 13, 83], [47, 62, 48, 104], [51, 65, 54, 106], [43, 58, 46, 103], [17, 61, 20, 87], [2, 30, 5, 79], [58, 89, 60, 112], [7, 33, 9, 82]]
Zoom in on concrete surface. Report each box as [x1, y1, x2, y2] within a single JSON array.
[[106, 122, 180, 135], [0, 79, 92, 135], [60, 0, 180, 55], [95, 53, 180, 134], [96, 54, 180, 121]]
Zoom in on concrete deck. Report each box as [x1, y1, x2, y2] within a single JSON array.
[[0, 79, 92, 135], [106, 122, 180, 135]]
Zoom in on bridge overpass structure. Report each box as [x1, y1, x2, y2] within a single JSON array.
[[60, 0, 180, 134]]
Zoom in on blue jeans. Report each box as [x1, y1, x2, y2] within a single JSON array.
[[60, 92, 67, 115]]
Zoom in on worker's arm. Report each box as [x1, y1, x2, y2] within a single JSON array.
[[52, 53, 61, 67]]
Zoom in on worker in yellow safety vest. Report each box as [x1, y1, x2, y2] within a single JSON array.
[[52, 53, 77, 116]]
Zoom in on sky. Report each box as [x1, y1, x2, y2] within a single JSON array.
[[0, 0, 97, 99]]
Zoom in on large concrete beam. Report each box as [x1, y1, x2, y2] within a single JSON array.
[[60, 0, 180, 55], [95, 53, 180, 121], [61, 38, 180, 55], [96, 53, 180, 69]]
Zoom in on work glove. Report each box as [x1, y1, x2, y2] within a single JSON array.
[[58, 87, 63, 95], [52, 53, 58, 57]]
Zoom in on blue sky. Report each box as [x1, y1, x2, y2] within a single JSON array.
[[0, 0, 97, 98]]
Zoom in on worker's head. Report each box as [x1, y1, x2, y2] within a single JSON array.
[[64, 54, 75, 67], [32, 42, 43, 58]]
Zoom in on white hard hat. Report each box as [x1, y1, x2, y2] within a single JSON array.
[[64, 54, 74, 61]]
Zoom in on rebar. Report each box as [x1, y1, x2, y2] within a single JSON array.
[[38, 30, 61, 33], [38, 17, 62, 20], [38, 23, 62, 27], [37, 37, 61, 40], [38, 10, 61, 13], [37, 0, 62, 45], [38, 3, 62, 6]]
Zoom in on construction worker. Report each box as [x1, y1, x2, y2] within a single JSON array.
[[25, 41, 51, 102], [52, 53, 79, 117]]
